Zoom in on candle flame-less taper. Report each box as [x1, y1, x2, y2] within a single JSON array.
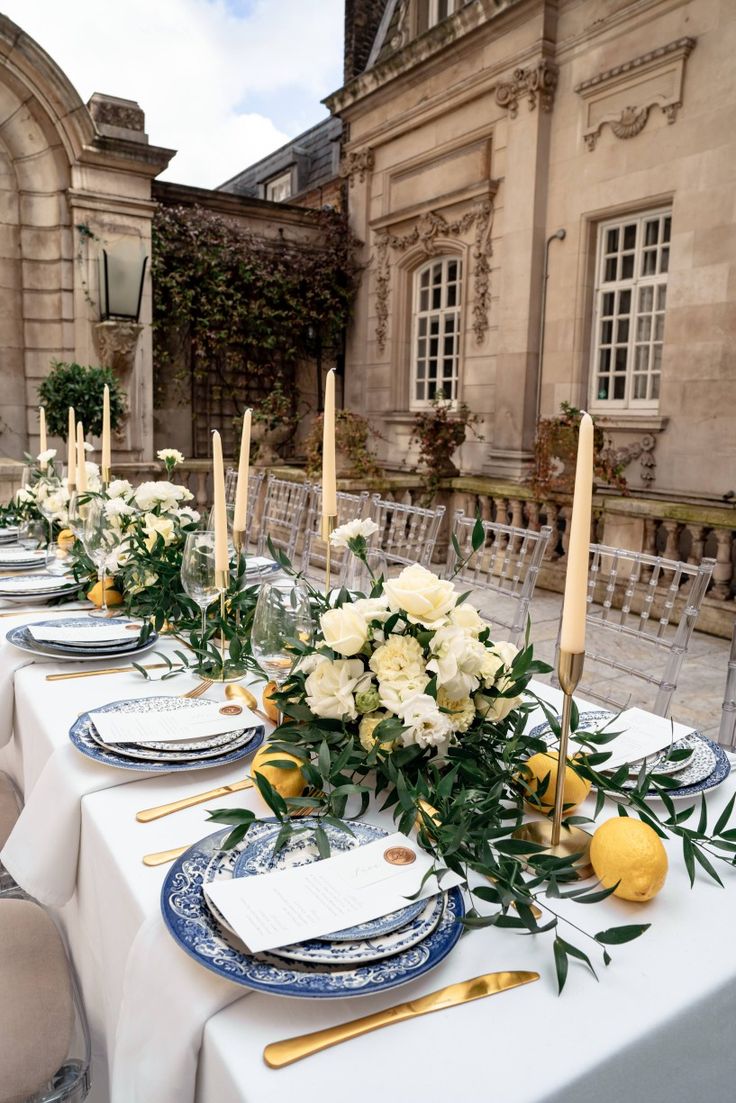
[[233, 408, 251, 535], [559, 411, 593, 653], [321, 368, 337, 528], [102, 383, 111, 483], [76, 420, 88, 492], [67, 406, 76, 489], [211, 429, 228, 579], [39, 406, 47, 453]]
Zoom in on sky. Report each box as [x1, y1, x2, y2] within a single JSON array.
[[1, 0, 344, 187]]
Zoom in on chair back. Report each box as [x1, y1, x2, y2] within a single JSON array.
[[214, 469, 265, 546], [372, 498, 446, 569], [718, 623, 736, 748], [256, 477, 311, 563], [446, 510, 552, 646], [302, 487, 371, 584], [552, 545, 715, 716]]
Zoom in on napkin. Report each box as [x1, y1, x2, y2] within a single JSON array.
[[111, 914, 245, 1103], [0, 742, 150, 906], [244, 556, 276, 573], [0, 548, 45, 563], [28, 623, 139, 645]]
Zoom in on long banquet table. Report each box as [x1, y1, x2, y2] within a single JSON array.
[[1, 613, 735, 1103]]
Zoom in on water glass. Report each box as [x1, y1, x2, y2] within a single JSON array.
[[81, 497, 119, 617], [344, 549, 390, 594], [68, 491, 92, 540], [180, 531, 220, 643], [251, 577, 313, 684], [18, 520, 45, 551]]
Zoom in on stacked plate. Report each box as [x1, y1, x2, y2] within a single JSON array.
[[7, 614, 157, 662], [0, 571, 80, 603], [0, 526, 19, 545], [0, 547, 46, 570], [162, 818, 464, 998], [529, 709, 731, 801], [70, 694, 264, 773]]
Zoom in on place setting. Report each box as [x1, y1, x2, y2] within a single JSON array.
[[6, 612, 157, 662]]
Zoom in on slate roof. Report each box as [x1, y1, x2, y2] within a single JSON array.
[[218, 115, 342, 200]]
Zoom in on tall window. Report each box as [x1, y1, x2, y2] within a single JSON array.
[[412, 256, 462, 406], [265, 172, 292, 203], [590, 209, 670, 409], [417, 0, 458, 33]]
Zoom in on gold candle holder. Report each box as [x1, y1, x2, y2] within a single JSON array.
[[514, 649, 592, 876], [321, 514, 337, 594], [232, 528, 245, 632], [102, 466, 111, 491], [215, 568, 229, 682]]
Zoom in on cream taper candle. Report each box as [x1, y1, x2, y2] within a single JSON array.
[[212, 430, 228, 576], [76, 421, 88, 492], [67, 407, 76, 489], [559, 412, 594, 654], [102, 384, 111, 480], [233, 409, 251, 535], [322, 369, 337, 520], [39, 406, 47, 454]]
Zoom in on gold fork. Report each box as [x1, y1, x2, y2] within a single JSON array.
[[142, 803, 316, 866], [181, 679, 213, 699]]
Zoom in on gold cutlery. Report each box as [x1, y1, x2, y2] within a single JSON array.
[[0, 604, 87, 618], [263, 970, 540, 1068], [142, 804, 315, 866], [181, 679, 213, 699], [46, 662, 170, 682], [225, 683, 272, 724], [136, 777, 257, 822]]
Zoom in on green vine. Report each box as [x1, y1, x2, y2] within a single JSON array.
[[305, 410, 383, 480], [410, 399, 482, 499], [531, 403, 628, 498]]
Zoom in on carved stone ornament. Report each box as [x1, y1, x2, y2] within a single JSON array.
[[373, 188, 497, 353], [389, 0, 410, 52], [605, 433, 658, 485], [339, 148, 375, 188], [93, 320, 143, 377], [575, 38, 696, 151], [495, 60, 559, 118]]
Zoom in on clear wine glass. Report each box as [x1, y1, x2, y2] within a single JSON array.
[[180, 531, 219, 644], [36, 472, 67, 574], [251, 577, 314, 686], [18, 520, 44, 551], [68, 491, 91, 541], [81, 497, 119, 618], [344, 548, 389, 594]]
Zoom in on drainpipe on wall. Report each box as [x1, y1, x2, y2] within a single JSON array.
[[535, 228, 566, 422]]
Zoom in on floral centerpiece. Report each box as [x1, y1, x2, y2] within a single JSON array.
[[210, 520, 736, 991], [1, 448, 99, 536]]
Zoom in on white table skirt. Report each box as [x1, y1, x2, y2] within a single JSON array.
[[1, 639, 735, 1103]]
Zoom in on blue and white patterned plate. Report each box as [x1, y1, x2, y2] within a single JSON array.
[[528, 710, 731, 800], [0, 573, 80, 601], [162, 823, 465, 998], [70, 696, 264, 772], [210, 819, 426, 939], [7, 616, 157, 662]]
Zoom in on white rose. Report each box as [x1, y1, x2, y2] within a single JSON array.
[[378, 674, 429, 715], [474, 691, 523, 723], [305, 658, 365, 720], [427, 625, 487, 698], [177, 506, 200, 525], [369, 634, 426, 683], [480, 641, 520, 691], [143, 513, 176, 551], [330, 517, 379, 549], [384, 564, 457, 627], [320, 606, 369, 657], [449, 602, 484, 634], [396, 692, 453, 751], [107, 479, 133, 499], [351, 596, 391, 624]]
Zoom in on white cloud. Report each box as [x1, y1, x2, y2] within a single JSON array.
[[1, 0, 344, 187]]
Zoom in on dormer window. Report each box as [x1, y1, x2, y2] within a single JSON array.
[[417, 0, 458, 34], [265, 171, 292, 203]]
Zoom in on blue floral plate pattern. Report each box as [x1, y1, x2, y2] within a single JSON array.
[[528, 709, 731, 800], [7, 616, 157, 662], [70, 695, 264, 772], [162, 823, 465, 998]]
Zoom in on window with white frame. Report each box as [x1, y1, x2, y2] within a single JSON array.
[[418, 0, 458, 33], [411, 256, 462, 406], [590, 209, 671, 409], [265, 172, 292, 203]]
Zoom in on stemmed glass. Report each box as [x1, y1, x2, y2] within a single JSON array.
[[344, 548, 389, 594], [180, 531, 220, 646], [36, 470, 67, 575], [68, 491, 91, 541], [251, 577, 314, 687], [81, 497, 119, 618], [18, 520, 45, 552]]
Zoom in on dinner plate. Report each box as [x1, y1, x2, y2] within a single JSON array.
[[206, 819, 427, 940], [527, 711, 730, 800], [21, 614, 145, 652], [88, 720, 255, 763], [0, 548, 47, 569], [162, 824, 465, 998], [7, 619, 157, 662], [0, 527, 19, 542], [70, 695, 264, 772], [0, 573, 80, 600]]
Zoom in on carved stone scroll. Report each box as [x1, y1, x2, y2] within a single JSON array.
[[495, 60, 559, 118], [339, 148, 375, 187]]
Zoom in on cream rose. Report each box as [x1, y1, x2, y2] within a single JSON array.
[[449, 602, 484, 634], [474, 691, 523, 723], [320, 606, 369, 657], [143, 513, 176, 551], [305, 658, 365, 721], [384, 564, 457, 627]]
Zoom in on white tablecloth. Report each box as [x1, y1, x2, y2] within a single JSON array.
[[1, 644, 735, 1103]]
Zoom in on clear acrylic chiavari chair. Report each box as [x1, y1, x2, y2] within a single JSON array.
[[301, 487, 371, 585], [445, 510, 552, 648], [718, 623, 736, 749], [551, 545, 715, 717], [371, 498, 446, 570], [255, 476, 311, 563]]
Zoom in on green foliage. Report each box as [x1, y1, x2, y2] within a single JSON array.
[[531, 402, 628, 497], [305, 409, 383, 480], [410, 398, 483, 498], [37, 362, 126, 438]]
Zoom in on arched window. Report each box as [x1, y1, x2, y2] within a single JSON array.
[[411, 256, 462, 406]]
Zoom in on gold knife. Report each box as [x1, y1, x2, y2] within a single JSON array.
[[46, 662, 170, 682], [263, 970, 539, 1068], [135, 778, 254, 822]]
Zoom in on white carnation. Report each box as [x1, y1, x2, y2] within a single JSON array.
[[305, 657, 366, 721], [395, 692, 453, 751], [369, 634, 426, 684], [107, 479, 133, 499], [330, 517, 379, 549], [157, 448, 185, 466]]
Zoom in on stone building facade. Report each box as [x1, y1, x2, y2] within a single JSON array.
[[328, 0, 736, 505], [0, 15, 173, 468]]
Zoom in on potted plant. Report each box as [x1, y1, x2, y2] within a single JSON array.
[[249, 381, 299, 466], [531, 402, 627, 496], [37, 361, 126, 438], [305, 409, 382, 480], [410, 398, 482, 494]]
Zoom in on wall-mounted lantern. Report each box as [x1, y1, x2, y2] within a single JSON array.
[[98, 238, 148, 321]]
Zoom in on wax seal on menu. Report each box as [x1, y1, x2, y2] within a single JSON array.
[[383, 846, 416, 866], [219, 704, 243, 716]]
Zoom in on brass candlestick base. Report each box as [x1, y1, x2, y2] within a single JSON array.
[[514, 648, 593, 878], [321, 514, 337, 593], [215, 569, 228, 682], [102, 466, 111, 490]]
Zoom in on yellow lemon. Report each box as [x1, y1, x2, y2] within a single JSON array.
[[262, 680, 282, 724], [57, 528, 75, 551], [414, 799, 441, 837], [590, 817, 668, 902], [522, 750, 591, 810], [87, 579, 123, 607], [250, 743, 305, 800]]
